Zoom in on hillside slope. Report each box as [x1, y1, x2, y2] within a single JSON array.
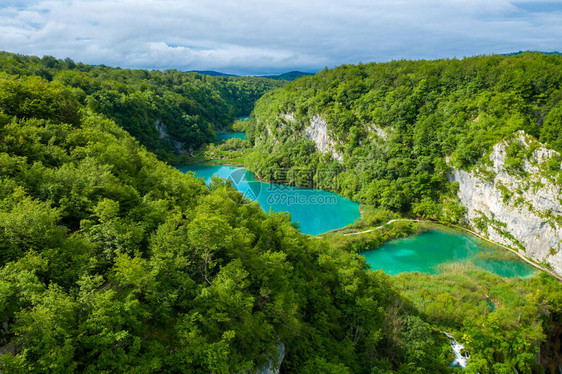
[[1, 54, 562, 373], [0, 52, 285, 161], [0, 69, 459, 373], [246, 53, 562, 274]]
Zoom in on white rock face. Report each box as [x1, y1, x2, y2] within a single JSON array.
[[367, 124, 391, 140], [255, 113, 342, 161], [154, 119, 185, 153], [304, 115, 343, 162], [282, 113, 295, 122], [451, 132, 562, 274]]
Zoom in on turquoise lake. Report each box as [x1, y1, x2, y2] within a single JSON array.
[[213, 116, 250, 141], [177, 163, 361, 235], [360, 229, 536, 278], [178, 164, 536, 278], [215, 132, 248, 142]]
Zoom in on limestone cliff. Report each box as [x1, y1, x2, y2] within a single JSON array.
[[255, 111, 562, 275], [257, 113, 342, 161], [367, 124, 391, 141], [304, 115, 342, 162], [154, 119, 186, 153], [450, 131, 562, 274], [257, 113, 397, 162]]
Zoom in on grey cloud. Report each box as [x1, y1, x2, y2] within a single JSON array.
[[0, 0, 560, 74]]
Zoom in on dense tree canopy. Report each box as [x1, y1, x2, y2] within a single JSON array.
[[247, 53, 562, 220], [1, 52, 561, 373], [0, 51, 285, 161], [0, 67, 458, 373]]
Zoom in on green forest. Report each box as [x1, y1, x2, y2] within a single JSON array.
[[0, 61, 428, 373], [0, 52, 284, 162], [0, 52, 561, 373], [247, 53, 562, 222]]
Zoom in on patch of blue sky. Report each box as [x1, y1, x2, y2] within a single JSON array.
[[513, 1, 562, 13], [0, 0, 36, 9]]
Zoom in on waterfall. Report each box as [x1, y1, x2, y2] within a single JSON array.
[[444, 332, 470, 369], [256, 343, 285, 374]]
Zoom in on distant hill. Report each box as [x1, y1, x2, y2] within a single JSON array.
[[262, 71, 314, 81], [502, 50, 561, 56], [186, 70, 238, 76], [185, 70, 314, 80]]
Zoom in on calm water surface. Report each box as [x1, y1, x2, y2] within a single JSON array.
[[361, 229, 536, 278], [214, 116, 250, 141], [177, 163, 361, 235], [179, 164, 535, 277], [214, 132, 248, 141]]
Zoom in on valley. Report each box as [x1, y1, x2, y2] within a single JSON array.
[[0, 51, 561, 373]]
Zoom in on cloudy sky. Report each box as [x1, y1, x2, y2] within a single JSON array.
[[0, 0, 561, 75]]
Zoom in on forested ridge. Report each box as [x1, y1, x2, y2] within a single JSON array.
[[247, 53, 562, 222], [0, 53, 471, 373], [244, 53, 562, 372], [0, 51, 285, 161], [0, 52, 561, 373]]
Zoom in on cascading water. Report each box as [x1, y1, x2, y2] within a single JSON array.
[[444, 332, 469, 369]]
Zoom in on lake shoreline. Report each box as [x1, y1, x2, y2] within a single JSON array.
[[349, 219, 562, 281], [182, 161, 561, 281], [360, 227, 537, 278], [177, 162, 361, 236]]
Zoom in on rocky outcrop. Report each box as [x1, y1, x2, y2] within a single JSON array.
[[154, 119, 186, 153], [304, 115, 342, 162], [367, 124, 391, 140], [257, 343, 285, 374], [450, 132, 562, 274], [256, 113, 343, 162], [282, 113, 295, 123]]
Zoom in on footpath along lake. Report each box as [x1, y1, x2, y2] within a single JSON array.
[[179, 162, 536, 278]]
